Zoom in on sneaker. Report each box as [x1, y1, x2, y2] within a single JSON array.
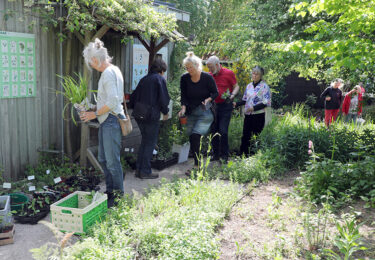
[[139, 172, 159, 179], [135, 170, 141, 178]]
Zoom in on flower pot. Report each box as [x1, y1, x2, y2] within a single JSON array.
[[172, 142, 190, 163], [9, 193, 29, 213], [179, 116, 187, 125], [151, 153, 178, 170]]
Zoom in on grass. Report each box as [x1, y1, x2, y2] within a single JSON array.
[[43, 179, 243, 259]]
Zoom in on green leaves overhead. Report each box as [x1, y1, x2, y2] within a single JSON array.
[[23, 0, 179, 41]]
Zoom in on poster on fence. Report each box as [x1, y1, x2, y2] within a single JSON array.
[[132, 43, 168, 90], [0, 31, 36, 99]]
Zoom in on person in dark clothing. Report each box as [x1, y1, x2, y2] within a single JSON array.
[[234, 66, 271, 156], [178, 52, 218, 175], [129, 58, 170, 179], [320, 79, 344, 127]]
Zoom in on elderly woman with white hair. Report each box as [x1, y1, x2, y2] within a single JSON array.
[[178, 52, 218, 175], [80, 38, 125, 207], [234, 66, 271, 156], [320, 78, 344, 127]]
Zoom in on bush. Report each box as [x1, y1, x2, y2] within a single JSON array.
[[258, 104, 375, 169], [297, 155, 375, 208]]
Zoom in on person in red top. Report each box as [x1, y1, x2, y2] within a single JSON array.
[[206, 56, 239, 162], [342, 85, 363, 123]]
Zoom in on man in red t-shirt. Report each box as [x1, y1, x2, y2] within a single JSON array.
[[206, 56, 239, 162]]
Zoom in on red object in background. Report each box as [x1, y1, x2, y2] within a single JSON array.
[[124, 94, 130, 101], [179, 116, 187, 125]]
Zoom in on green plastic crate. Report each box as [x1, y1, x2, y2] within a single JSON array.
[[50, 191, 107, 234]]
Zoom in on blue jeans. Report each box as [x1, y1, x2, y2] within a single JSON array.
[[345, 113, 357, 123], [136, 119, 160, 175], [186, 106, 214, 136], [98, 114, 124, 193], [211, 102, 233, 159]]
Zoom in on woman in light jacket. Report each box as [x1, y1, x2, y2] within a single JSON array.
[[80, 38, 125, 208], [234, 66, 271, 156]]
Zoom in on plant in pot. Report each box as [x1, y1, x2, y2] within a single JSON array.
[[171, 124, 190, 163], [57, 73, 95, 125], [151, 148, 178, 170], [14, 192, 55, 224], [221, 89, 232, 104]]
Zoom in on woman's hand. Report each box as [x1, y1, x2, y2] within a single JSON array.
[[80, 111, 96, 122], [202, 98, 212, 105], [178, 106, 186, 117], [245, 106, 254, 113], [325, 96, 331, 101], [162, 114, 169, 121], [232, 102, 237, 108]]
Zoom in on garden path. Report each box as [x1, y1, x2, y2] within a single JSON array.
[[0, 159, 193, 260]]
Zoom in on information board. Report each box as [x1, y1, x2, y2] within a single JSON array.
[[132, 44, 168, 90], [0, 31, 36, 99]]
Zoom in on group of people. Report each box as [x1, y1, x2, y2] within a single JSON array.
[[321, 79, 365, 127], [79, 39, 271, 206]]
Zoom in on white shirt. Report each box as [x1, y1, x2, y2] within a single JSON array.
[[96, 65, 125, 124]]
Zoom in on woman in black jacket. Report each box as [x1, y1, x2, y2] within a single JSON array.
[[129, 59, 170, 179], [178, 52, 218, 174]]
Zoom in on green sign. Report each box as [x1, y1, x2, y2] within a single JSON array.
[[0, 31, 36, 99]]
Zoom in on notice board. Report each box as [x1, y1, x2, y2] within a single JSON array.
[[0, 31, 36, 99]]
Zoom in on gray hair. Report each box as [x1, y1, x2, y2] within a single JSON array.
[[331, 78, 344, 87], [82, 38, 112, 69], [206, 55, 220, 66], [252, 65, 264, 76], [183, 51, 202, 71]]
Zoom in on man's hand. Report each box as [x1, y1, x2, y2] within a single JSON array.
[[326, 96, 331, 101]]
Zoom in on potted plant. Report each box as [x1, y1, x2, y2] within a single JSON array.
[[171, 124, 190, 163], [221, 89, 232, 104], [57, 73, 94, 125], [14, 192, 56, 224], [151, 149, 178, 170]]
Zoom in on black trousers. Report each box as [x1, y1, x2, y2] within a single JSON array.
[[240, 113, 265, 156]]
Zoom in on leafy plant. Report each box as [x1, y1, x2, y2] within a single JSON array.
[[171, 124, 189, 145], [324, 217, 367, 260], [57, 73, 91, 125]]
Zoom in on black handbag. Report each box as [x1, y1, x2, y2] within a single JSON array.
[[132, 102, 151, 120]]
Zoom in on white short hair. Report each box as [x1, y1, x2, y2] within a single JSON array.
[[82, 38, 112, 69], [206, 56, 220, 66], [183, 51, 202, 71], [331, 78, 344, 88]]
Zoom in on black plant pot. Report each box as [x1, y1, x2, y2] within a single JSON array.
[[151, 153, 178, 170], [14, 207, 50, 225]]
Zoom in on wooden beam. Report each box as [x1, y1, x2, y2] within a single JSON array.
[[135, 33, 151, 52], [154, 38, 170, 53], [93, 25, 110, 40], [87, 147, 104, 173], [74, 31, 85, 45]]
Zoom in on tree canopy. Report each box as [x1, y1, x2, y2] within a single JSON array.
[[182, 0, 375, 92], [21, 0, 179, 42]]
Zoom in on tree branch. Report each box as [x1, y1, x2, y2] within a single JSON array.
[[135, 33, 151, 52]]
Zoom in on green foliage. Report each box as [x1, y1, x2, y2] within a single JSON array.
[[228, 113, 243, 154], [171, 124, 189, 145], [297, 154, 375, 208], [258, 104, 375, 169], [57, 73, 91, 125], [62, 179, 242, 259], [324, 217, 367, 260], [21, 0, 178, 41]]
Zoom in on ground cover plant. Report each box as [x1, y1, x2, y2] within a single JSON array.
[[35, 179, 243, 259]]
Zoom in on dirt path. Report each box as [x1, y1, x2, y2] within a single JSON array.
[[218, 172, 375, 259]]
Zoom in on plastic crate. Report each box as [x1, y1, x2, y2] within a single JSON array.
[[50, 191, 107, 234], [0, 196, 12, 228]]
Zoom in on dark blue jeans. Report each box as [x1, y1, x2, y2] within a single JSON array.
[[211, 102, 233, 159], [136, 119, 160, 175], [98, 114, 124, 193]]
